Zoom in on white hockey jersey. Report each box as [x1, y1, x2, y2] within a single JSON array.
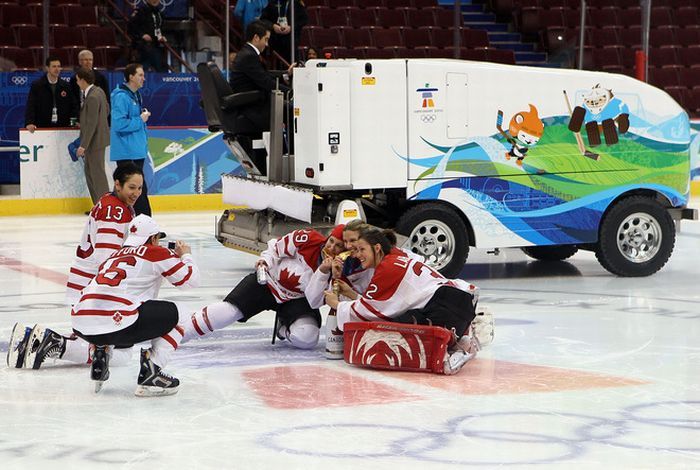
[[258, 229, 328, 303], [335, 253, 479, 331], [306, 247, 423, 309], [71, 244, 200, 335], [66, 193, 134, 305]]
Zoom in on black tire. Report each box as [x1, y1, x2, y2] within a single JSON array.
[[521, 245, 578, 261], [595, 196, 675, 277], [396, 203, 469, 278], [568, 106, 585, 132]]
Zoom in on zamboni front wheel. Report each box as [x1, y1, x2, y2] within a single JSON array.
[[595, 196, 675, 277], [396, 203, 469, 278]]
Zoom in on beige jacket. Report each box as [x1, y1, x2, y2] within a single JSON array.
[[80, 85, 110, 150]]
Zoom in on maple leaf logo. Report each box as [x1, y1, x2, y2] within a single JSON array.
[[112, 311, 123, 325], [278, 268, 302, 293], [130, 225, 137, 233]]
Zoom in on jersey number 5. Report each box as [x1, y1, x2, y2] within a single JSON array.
[[95, 256, 137, 287]]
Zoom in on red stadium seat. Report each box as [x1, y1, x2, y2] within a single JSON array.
[[52, 26, 85, 48], [84, 26, 118, 49], [66, 6, 99, 27], [372, 28, 403, 49], [403, 28, 431, 49], [1, 5, 34, 26], [317, 7, 348, 28]]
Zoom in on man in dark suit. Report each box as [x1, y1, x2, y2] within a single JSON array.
[[229, 19, 294, 133], [76, 68, 111, 204], [128, 0, 169, 72], [260, 0, 308, 64], [69, 50, 111, 113], [25, 56, 78, 132]]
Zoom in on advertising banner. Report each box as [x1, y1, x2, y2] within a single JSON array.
[[1, 71, 206, 184], [19, 127, 242, 199]]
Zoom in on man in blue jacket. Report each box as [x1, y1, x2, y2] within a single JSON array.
[[234, 0, 268, 35], [110, 63, 152, 216]]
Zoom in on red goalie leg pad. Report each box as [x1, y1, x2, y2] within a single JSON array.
[[343, 321, 453, 374]]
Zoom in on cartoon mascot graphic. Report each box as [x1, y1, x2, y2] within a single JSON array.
[[496, 104, 545, 166], [568, 84, 630, 147]]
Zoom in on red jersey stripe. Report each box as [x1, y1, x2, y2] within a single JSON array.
[[360, 298, 391, 321], [171, 266, 193, 286], [283, 235, 292, 257], [351, 303, 371, 322], [174, 325, 185, 336], [70, 267, 94, 279], [192, 317, 205, 336], [95, 243, 122, 250], [80, 293, 132, 305], [96, 228, 124, 238], [161, 261, 185, 278], [71, 308, 138, 317], [202, 307, 213, 332], [67, 282, 86, 291], [162, 334, 178, 349]]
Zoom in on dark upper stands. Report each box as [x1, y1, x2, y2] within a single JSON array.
[[0, 0, 121, 70], [300, 0, 512, 63], [502, 0, 699, 116]]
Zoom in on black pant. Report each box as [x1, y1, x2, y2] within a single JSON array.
[[395, 286, 476, 338], [136, 43, 167, 73], [224, 272, 322, 328], [74, 300, 178, 348], [117, 159, 151, 216]]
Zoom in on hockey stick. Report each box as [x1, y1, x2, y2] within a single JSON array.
[[563, 90, 599, 161], [495, 110, 514, 144]]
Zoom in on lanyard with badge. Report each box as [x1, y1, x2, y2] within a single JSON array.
[[50, 82, 58, 124], [152, 11, 163, 40], [276, 1, 289, 28]]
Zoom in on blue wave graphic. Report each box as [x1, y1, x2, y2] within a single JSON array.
[[412, 178, 686, 245]]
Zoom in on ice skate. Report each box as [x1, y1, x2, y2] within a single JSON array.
[[23, 325, 66, 369], [91, 345, 110, 393], [7, 323, 33, 368], [443, 335, 479, 376], [135, 348, 180, 397], [469, 308, 494, 347]]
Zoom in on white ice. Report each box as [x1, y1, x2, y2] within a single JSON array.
[[1, 209, 699, 469]]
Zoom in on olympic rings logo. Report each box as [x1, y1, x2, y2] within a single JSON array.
[[420, 114, 436, 123], [128, 0, 173, 7], [11, 76, 28, 86]]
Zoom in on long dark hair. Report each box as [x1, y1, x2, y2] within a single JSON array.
[[358, 227, 397, 257]]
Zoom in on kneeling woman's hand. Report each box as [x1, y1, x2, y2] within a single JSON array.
[[324, 291, 339, 309]]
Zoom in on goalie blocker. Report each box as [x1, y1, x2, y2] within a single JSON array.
[[343, 321, 475, 375]]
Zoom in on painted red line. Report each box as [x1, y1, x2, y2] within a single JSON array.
[[391, 359, 650, 395], [0, 255, 68, 286], [243, 364, 420, 409]]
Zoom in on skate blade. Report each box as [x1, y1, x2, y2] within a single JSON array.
[[134, 385, 179, 397], [22, 324, 44, 369], [94, 381, 105, 393], [7, 323, 30, 369]]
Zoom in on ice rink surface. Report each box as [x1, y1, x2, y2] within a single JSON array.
[[0, 209, 699, 470]]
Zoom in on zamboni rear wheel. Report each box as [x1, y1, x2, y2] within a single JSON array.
[[396, 203, 469, 278]]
